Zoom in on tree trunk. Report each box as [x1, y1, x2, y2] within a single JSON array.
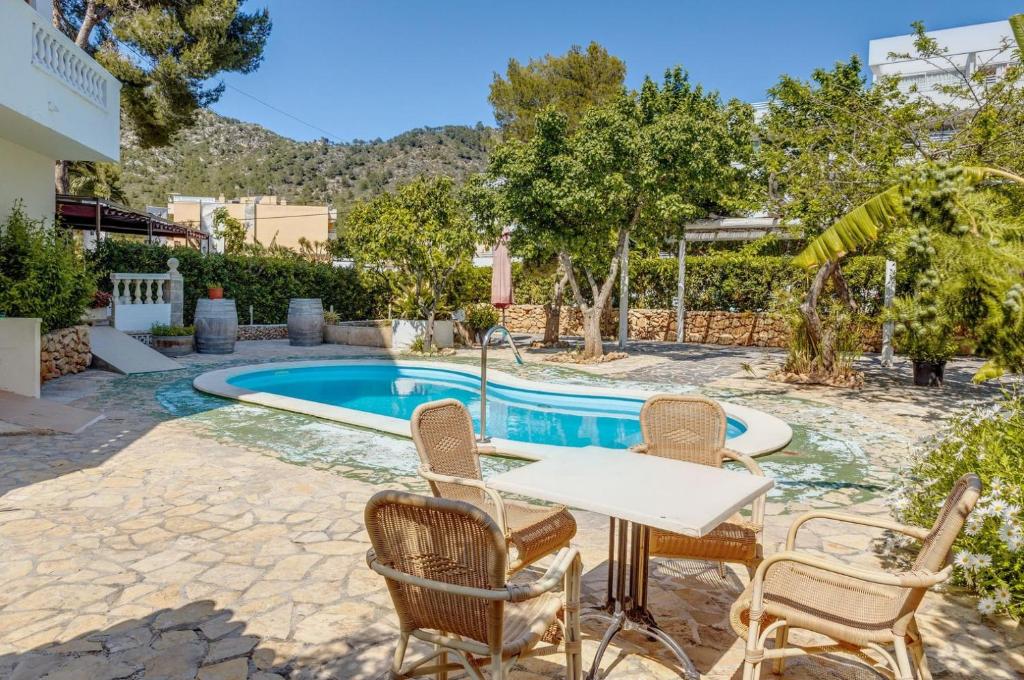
[[799, 260, 838, 373], [54, 161, 70, 195], [424, 307, 435, 352], [581, 306, 604, 359], [542, 270, 568, 345]]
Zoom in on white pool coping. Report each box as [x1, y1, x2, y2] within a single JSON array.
[[193, 359, 793, 460]]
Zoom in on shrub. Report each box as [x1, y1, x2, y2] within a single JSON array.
[[464, 304, 499, 337], [89, 240, 391, 325], [0, 206, 94, 334], [91, 290, 112, 309], [323, 310, 340, 325], [892, 392, 1024, 620], [150, 324, 194, 336]]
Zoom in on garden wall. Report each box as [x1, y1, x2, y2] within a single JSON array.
[[40, 325, 91, 382], [237, 324, 288, 341], [502, 305, 883, 352]]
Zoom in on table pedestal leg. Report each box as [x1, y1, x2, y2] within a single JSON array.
[[584, 519, 699, 679]]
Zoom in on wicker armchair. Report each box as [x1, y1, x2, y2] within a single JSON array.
[[365, 490, 583, 680], [411, 399, 577, 574], [730, 473, 981, 680], [634, 394, 767, 577]]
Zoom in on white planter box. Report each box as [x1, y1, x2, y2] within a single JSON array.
[[391, 319, 454, 350]]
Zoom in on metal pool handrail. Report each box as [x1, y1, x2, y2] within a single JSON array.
[[478, 324, 524, 443]]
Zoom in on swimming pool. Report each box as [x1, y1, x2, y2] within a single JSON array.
[[194, 360, 792, 459]]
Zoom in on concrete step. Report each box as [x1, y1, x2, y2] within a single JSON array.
[[0, 390, 103, 434], [90, 326, 183, 375]]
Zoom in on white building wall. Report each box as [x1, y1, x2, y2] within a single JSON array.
[[0, 137, 56, 224]]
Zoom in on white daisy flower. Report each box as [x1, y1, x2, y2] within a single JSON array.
[[994, 587, 1012, 606], [977, 597, 998, 616], [1001, 504, 1020, 520], [973, 554, 993, 569], [987, 499, 1009, 517], [1008, 535, 1023, 552], [953, 551, 973, 569]]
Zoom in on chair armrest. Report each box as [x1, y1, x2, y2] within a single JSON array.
[[746, 550, 952, 621], [722, 448, 767, 527], [506, 547, 581, 602], [630, 443, 649, 454], [786, 511, 930, 550], [367, 548, 517, 601], [722, 448, 765, 476], [418, 466, 508, 537]]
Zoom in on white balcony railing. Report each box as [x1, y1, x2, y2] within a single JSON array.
[[111, 273, 171, 306], [30, 18, 108, 110]]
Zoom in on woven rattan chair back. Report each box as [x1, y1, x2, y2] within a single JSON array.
[[365, 491, 507, 651], [412, 399, 485, 504], [890, 473, 982, 630], [912, 473, 981, 572], [640, 394, 728, 467]]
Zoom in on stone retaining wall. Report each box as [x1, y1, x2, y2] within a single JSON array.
[[502, 304, 882, 352], [40, 325, 91, 382], [237, 324, 288, 341]]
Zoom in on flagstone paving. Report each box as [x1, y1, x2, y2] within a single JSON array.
[[0, 340, 1020, 679]]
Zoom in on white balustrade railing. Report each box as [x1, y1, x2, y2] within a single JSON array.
[[111, 273, 171, 306], [30, 19, 109, 110]]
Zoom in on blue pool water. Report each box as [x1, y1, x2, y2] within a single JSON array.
[[227, 364, 746, 450]]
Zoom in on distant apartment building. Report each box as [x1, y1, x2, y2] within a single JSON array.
[[167, 194, 335, 254], [868, 21, 1017, 104]]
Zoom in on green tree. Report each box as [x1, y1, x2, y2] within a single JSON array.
[[52, 0, 271, 192], [343, 176, 482, 350], [489, 42, 626, 343], [211, 207, 247, 254], [488, 42, 626, 141], [758, 57, 920, 377], [493, 68, 755, 359]]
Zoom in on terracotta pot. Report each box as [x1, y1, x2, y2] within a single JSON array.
[[208, 287, 223, 300]]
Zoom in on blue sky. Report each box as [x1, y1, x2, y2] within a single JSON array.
[[210, 0, 1021, 143]]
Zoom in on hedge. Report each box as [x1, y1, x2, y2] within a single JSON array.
[[89, 241, 390, 325], [89, 242, 893, 323]]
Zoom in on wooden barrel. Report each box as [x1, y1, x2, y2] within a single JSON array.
[[194, 298, 238, 354], [288, 298, 325, 346]]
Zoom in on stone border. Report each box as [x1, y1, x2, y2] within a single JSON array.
[[193, 359, 793, 459]]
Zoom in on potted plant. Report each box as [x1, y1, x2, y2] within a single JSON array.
[[150, 323, 195, 357], [207, 283, 224, 300], [82, 290, 112, 324], [463, 304, 500, 345], [892, 299, 957, 387]]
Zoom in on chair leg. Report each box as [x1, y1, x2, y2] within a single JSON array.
[[772, 625, 788, 675], [565, 552, 583, 680], [718, 561, 728, 579], [742, 616, 763, 680], [893, 638, 914, 680], [390, 632, 409, 679], [435, 645, 448, 680], [908, 619, 932, 680], [491, 653, 504, 680]]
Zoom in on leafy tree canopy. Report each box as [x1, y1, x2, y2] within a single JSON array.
[[488, 42, 626, 140], [54, 0, 271, 149]]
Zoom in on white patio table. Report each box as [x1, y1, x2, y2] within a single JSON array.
[[486, 449, 773, 680]]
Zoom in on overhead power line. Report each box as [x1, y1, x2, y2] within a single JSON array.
[[223, 83, 347, 143]]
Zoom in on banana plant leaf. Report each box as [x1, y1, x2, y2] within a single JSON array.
[[792, 166, 1023, 269], [1012, 14, 1024, 53]]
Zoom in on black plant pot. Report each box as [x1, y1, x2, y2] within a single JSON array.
[[912, 359, 946, 387]]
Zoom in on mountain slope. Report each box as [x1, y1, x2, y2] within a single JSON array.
[[120, 110, 496, 209]]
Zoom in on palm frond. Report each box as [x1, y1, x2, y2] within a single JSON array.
[[792, 166, 1024, 269], [1011, 14, 1024, 53], [791, 184, 904, 268]]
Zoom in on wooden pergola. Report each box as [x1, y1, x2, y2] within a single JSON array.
[[56, 194, 210, 250], [616, 216, 897, 362]]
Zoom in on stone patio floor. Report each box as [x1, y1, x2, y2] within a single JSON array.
[[0, 340, 1021, 679]]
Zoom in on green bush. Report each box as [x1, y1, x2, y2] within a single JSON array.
[[893, 393, 1024, 620], [464, 304, 499, 336], [89, 240, 391, 325], [629, 254, 889, 315], [150, 324, 194, 336], [0, 206, 94, 334]]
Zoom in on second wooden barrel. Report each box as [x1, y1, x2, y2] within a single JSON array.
[[194, 298, 238, 354], [288, 298, 324, 346]]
